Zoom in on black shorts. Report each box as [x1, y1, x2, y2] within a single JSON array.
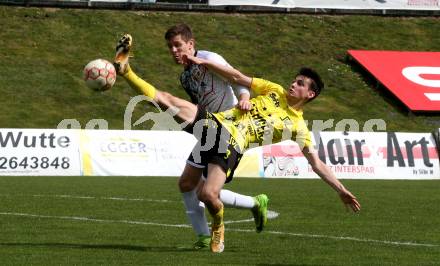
[[184, 108, 242, 183]]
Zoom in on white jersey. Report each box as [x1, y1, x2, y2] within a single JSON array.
[[180, 50, 248, 113]]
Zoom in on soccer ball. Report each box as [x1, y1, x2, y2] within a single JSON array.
[[83, 59, 116, 91]]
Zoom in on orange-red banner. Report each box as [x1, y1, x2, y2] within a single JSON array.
[[349, 50, 440, 111]]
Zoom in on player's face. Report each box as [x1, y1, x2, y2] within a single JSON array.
[[166, 35, 195, 65], [288, 75, 315, 101]]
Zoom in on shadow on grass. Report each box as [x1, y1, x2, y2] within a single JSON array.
[[0, 242, 195, 252]]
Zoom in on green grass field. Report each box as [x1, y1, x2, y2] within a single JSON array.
[[0, 176, 439, 265], [0, 5, 440, 265], [1, 6, 440, 131]]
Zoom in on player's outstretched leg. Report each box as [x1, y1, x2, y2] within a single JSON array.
[[113, 33, 158, 100], [114, 33, 132, 75], [220, 190, 269, 232], [251, 194, 269, 233], [113, 34, 197, 122]]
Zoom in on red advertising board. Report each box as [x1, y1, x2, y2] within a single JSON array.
[[348, 50, 440, 111]]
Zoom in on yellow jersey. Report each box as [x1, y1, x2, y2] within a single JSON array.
[[212, 78, 312, 153]]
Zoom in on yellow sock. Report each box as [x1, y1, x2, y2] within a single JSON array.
[[123, 65, 157, 99], [212, 206, 224, 226]]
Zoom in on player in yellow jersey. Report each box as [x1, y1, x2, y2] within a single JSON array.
[[114, 39, 360, 253], [114, 28, 268, 251], [180, 55, 360, 252]]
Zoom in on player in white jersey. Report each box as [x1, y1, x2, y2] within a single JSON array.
[[165, 24, 251, 113], [114, 25, 268, 250], [180, 50, 242, 113]]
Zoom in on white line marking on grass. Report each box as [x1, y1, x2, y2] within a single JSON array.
[[0, 211, 437, 248], [32, 194, 176, 203], [224, 210, 279, 224], [230, 228, 439, 248], [0, 212, 191, 228], [0, 211, 278, 226]]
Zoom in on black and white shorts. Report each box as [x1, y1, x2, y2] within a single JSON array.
[[184, 108, 242, 183]]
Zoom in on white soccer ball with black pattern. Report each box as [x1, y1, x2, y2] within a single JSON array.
[[83, 59, 116, 91]]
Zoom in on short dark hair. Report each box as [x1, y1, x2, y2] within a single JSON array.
[[298, 67, 324, 102], [164, 23, 194, 42]]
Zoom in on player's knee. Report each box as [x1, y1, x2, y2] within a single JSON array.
[[162, 91, 173, 99], [198, 189, 219, 204], [159, 91, 173, 104], [178, 176, 198, 192]]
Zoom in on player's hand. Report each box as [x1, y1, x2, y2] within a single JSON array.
[[338, 190, 361, 213], [237, 99, 252, 111], [182, 54, 204, 66]]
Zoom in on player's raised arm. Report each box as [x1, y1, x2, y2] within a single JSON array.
[[184, 54, 252, 88], [301, 146, 361, 213], [203, 52, 252, 111]]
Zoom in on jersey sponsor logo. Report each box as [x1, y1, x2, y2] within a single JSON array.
[[269, 92, 280, 107], [348, 50, 440, 111]]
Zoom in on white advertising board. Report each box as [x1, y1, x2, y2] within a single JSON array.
[[80, 130, 197, 176], [0, 129, 437, 179], [209, 0, 440, 10], [0, 129, 81, 176], [260, 131, 440, 179]]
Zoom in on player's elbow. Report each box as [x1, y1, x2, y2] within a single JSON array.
[[157, 91, 172, 101], [155, 91, 176, 108]]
